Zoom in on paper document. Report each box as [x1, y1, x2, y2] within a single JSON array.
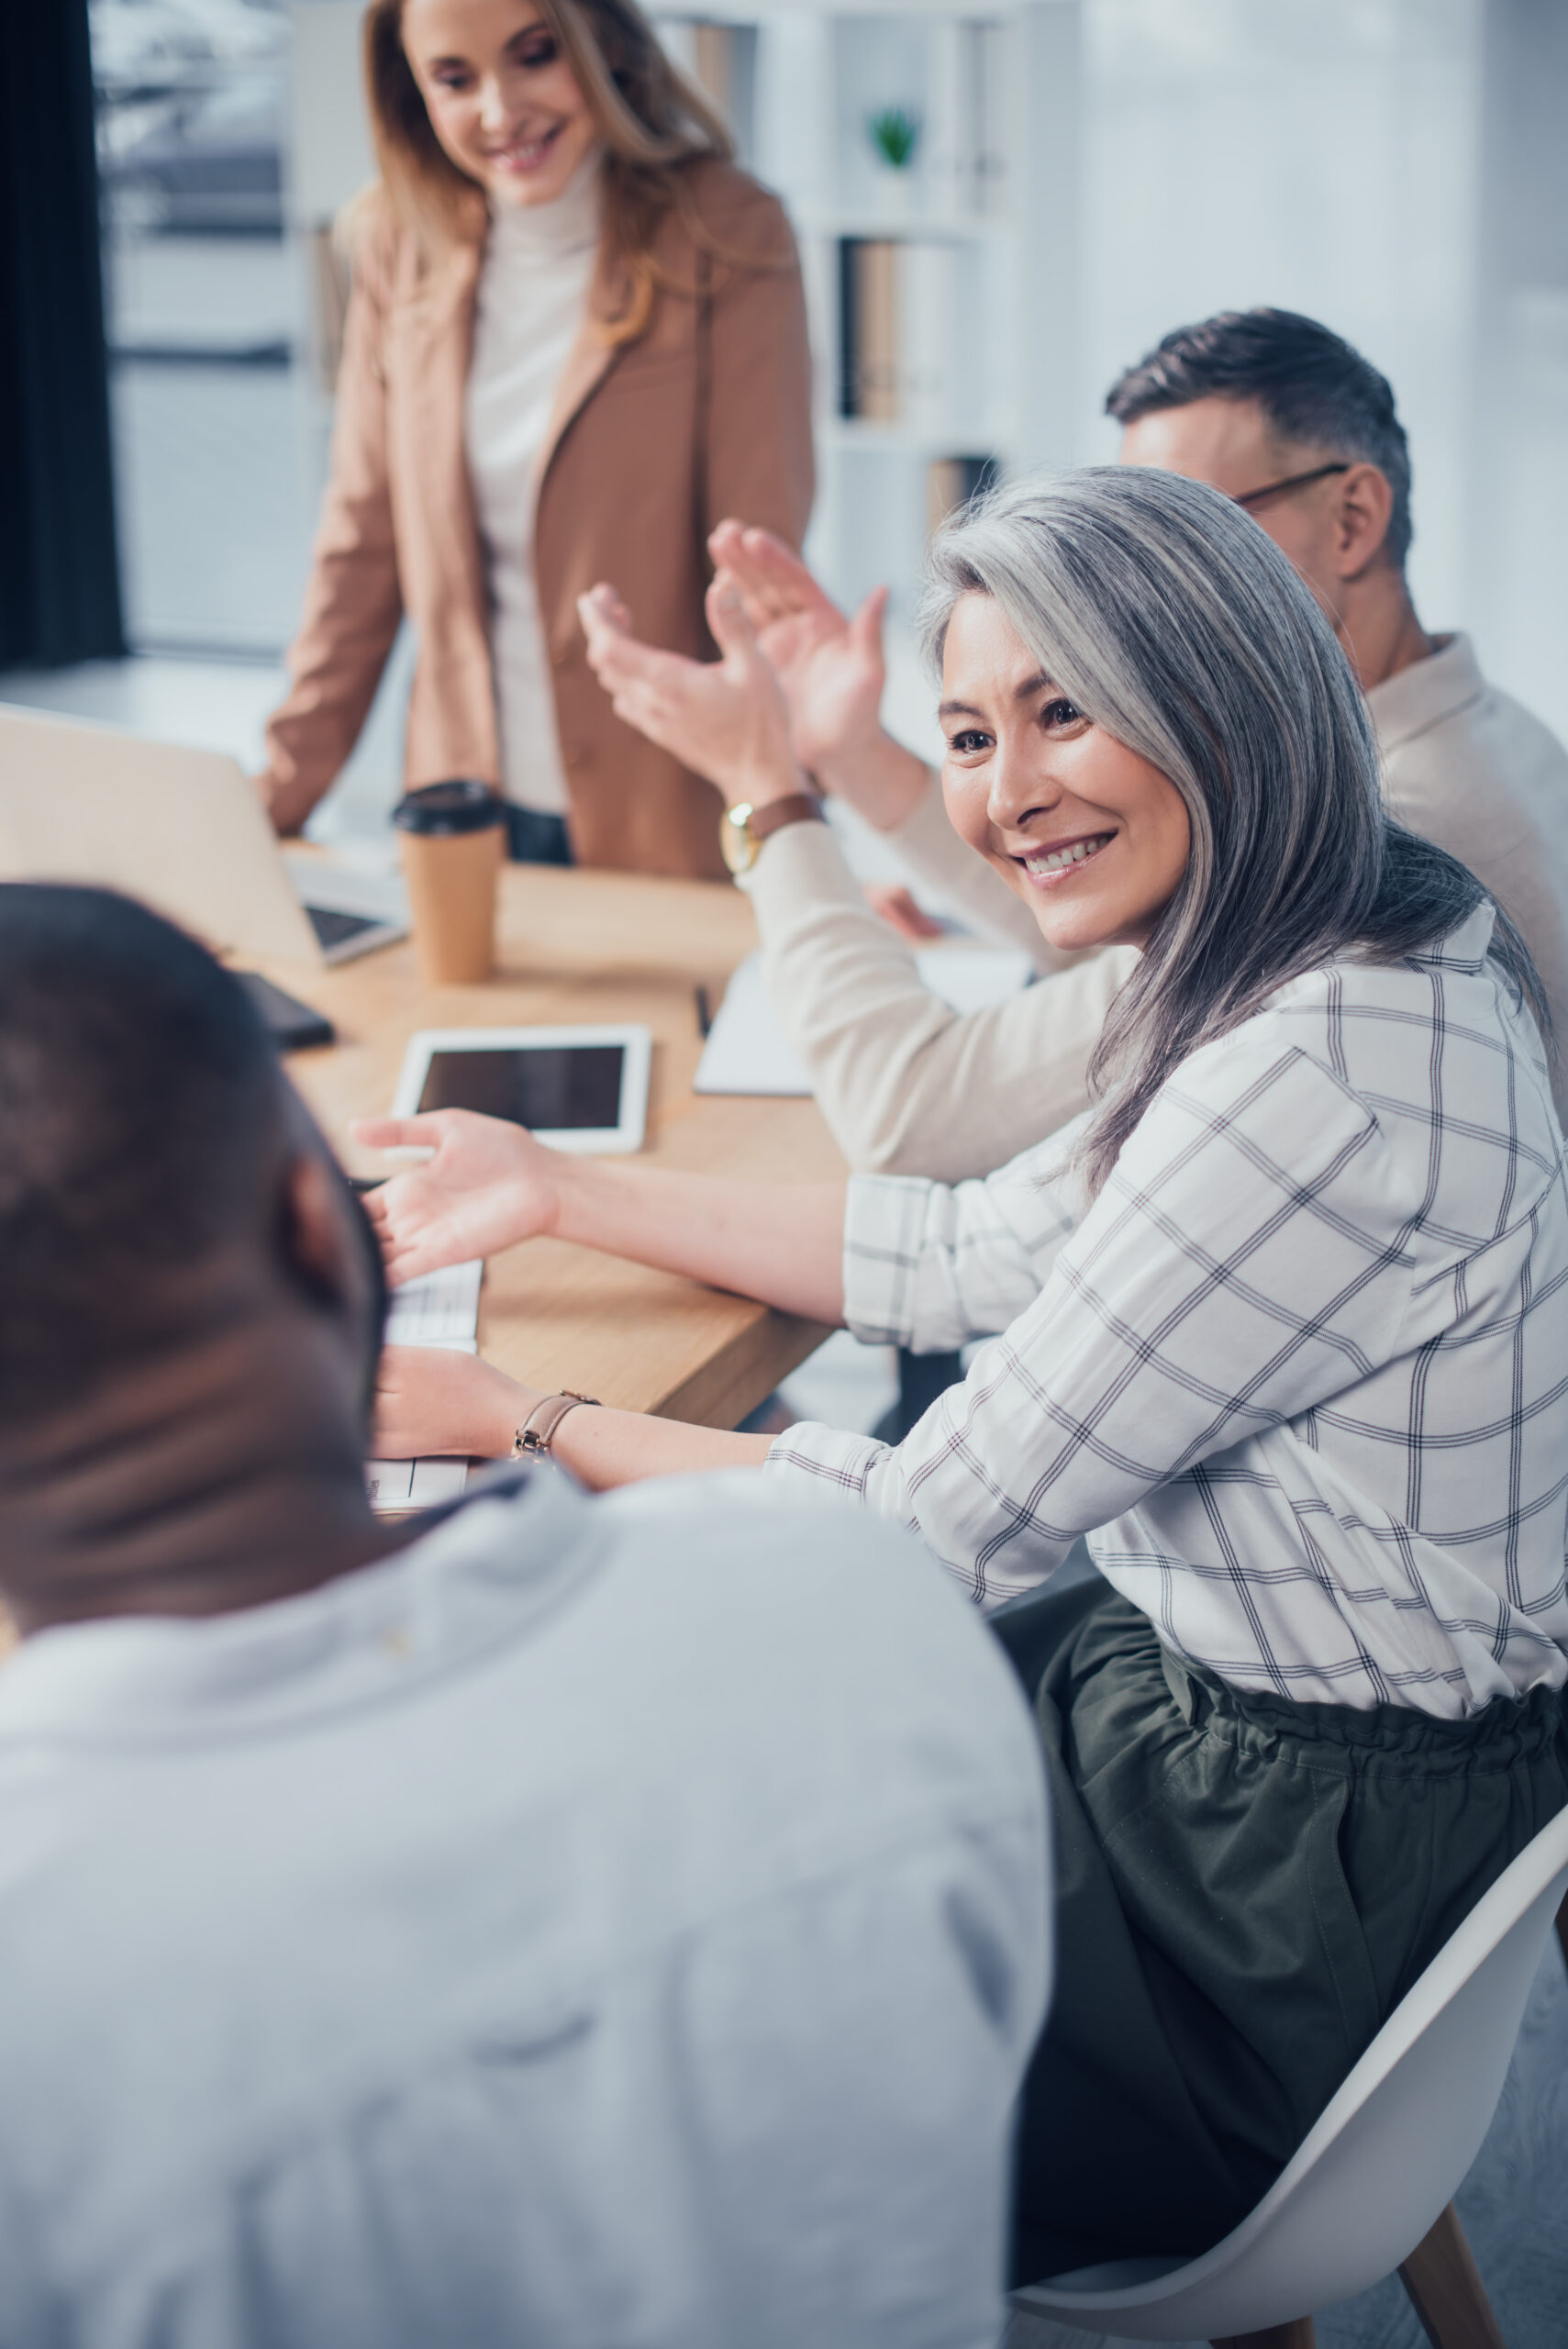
[[694, 949, 1035, 1097], [366, 1259, 483, 1511], [693, 955, 813, 1096], [916, 947, 1038, 1016]]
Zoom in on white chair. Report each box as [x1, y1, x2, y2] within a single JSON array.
[[1011, 1801, 1568, 2349]]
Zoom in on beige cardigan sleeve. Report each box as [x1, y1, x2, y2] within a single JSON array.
[[745, 812, 1137, 1183], [261, 227, 406, 834]]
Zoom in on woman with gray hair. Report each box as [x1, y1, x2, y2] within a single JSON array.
[[356, 470, 1568, 2278]]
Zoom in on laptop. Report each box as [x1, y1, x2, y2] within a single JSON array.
[[0, 704, 406, 966]]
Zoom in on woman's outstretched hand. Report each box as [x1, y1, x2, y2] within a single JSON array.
[[577, 575, 805, 806], [350, 1109, 562, 1286]]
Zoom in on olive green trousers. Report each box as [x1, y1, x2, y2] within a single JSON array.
[[993, 1577, 1568, 2288]]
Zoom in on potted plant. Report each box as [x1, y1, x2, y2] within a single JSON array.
[[867, 106, 920, 213]]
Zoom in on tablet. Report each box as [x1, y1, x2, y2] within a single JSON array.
[[391, 1025, 651, 1153]]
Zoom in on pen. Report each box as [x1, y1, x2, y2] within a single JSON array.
[[694, 984, 712, 1039]]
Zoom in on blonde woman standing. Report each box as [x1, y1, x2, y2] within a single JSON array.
[[261, 0, 811, 876]]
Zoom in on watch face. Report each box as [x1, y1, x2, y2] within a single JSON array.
[[718, 802, 757, 876]]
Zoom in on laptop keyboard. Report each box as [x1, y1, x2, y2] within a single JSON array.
[[306, 903, 384, 950]]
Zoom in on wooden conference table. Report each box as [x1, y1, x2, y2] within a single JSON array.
[[266, 857, 845, 1428]]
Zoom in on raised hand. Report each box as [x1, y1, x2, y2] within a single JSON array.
[[349, 1109, 562, 1286], [578, 577, 805, 806], [706, 520, 888, 781]]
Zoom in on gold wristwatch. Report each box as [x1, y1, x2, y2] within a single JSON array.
[[718, 791, 826, 876]]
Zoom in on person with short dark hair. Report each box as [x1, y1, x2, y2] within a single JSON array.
[[0, 885, 1048, 2349], [1106, 303, 1419, 571], [1106, 312, 1568, 1055], [583, 309, 1568, 1174]]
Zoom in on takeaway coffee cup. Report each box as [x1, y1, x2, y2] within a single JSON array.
[[393, 781, 506, 986]]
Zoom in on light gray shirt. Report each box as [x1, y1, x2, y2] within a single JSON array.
[[0, 1469, 1049, 2349], [747, 634, 1568, 1176]]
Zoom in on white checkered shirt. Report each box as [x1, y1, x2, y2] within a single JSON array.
[[768, 907, 1568, 1718]]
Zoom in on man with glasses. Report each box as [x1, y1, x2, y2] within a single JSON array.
[[1109, 311, 1435, 696], [582, 308, 1568, 1179], [1108, 312, 1568, 1044]]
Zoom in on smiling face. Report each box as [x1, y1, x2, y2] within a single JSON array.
[[939, 594, 1191, 954], [401, 0, 597, 207]]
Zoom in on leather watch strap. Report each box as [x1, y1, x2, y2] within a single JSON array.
[[747, 792, 826, 844], [512, 1390, 600, 1458]]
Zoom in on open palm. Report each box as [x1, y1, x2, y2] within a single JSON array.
[[350, 1110, 560, 1286], [707, 520, 887, 774], [578, 576, 800, 801]]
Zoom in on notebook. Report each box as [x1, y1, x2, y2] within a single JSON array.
[[694, 947, 1036, 1097]]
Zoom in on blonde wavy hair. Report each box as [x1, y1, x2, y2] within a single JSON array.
[[361, 0, 737, 340]]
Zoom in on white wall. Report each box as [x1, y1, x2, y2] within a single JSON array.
[[1468, 0, 1568, 742], [1077, 0, 1484, 630], [1071, 0, 1567, 742]]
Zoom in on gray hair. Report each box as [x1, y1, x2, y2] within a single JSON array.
[[918, 467, 1544, 1194]]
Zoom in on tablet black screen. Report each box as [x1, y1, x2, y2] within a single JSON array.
[[417, 1046, 626, 1130]]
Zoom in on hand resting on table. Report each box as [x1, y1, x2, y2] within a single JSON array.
[[373, 1342, 533, 1460]]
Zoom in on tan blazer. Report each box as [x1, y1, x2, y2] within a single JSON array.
[[262, 161, 814, 879]]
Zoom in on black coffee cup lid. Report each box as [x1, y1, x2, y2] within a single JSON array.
[[394, 781, 506, 837]]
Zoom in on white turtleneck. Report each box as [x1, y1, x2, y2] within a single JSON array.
[[464, 155, 601, 815]]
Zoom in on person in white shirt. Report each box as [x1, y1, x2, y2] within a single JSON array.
[[0, 884, 1049, 2349], [365, 468, 1568, 2282], [578, 307, 1568, 1168]]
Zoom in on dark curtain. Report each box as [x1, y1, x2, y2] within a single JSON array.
[[0, 0, 125, 666]]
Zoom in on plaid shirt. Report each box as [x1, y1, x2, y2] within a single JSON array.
[[768, 907, 1568, 1717]]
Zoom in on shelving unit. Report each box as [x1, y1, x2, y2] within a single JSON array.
[[653, 2, 1080, 620]]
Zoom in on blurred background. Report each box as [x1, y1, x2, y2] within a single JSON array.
[[3, 0, 1564, 837]]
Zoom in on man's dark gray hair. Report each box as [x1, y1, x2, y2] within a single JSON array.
[[1105, 307, 1414, 568]]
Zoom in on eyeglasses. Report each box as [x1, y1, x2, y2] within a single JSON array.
[[1232, 462, 1350, 513]]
